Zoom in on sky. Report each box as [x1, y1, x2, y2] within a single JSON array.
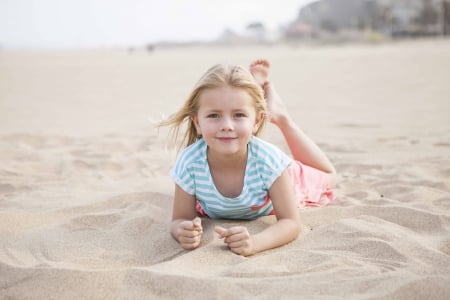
[[0, 0, 315, 50]]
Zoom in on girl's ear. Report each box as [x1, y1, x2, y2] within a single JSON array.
[[253, 112, 264, 134], [192, 116, 202, 135]]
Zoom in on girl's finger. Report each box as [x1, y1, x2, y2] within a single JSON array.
[[180, 235, 201, 245], [180, 229, 202, 238], [227, 240, 248, 249], [224, 232, 247, 243], [214, 226, 227, 238]]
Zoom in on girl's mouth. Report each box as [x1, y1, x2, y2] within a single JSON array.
[[216, 137, 237, 142]]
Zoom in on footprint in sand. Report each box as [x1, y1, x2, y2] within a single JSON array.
[[337, 123, 380, 129], [433, 197, 450, 209], [438, 240, 450, 256], [433, 142, 450, 147], [0, 183, 32, 195], [0, 183, 16, 194]]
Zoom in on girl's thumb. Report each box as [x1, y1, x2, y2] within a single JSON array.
[[193, 217, 201, 228], [214, 226, 227, 238]]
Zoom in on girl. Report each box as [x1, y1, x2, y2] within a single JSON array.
[[159, 59, 336, 256]]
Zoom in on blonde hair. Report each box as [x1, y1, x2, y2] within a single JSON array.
[[158, 64, 268, 150]]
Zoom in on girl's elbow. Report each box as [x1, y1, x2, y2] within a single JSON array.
[[294, 220, 301, 236], [289, 217, 301, 238]]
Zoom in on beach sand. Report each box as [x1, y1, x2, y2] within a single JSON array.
[[1, 39, 450, 299]]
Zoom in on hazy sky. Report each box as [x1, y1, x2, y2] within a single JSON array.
[[0, 0, 314, 49]]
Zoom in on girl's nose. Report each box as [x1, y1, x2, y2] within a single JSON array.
[[220, 116, 234, 131]]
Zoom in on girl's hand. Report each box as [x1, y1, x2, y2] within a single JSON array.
[[214, 226, 255, 256], [175, 217, 203, 250]]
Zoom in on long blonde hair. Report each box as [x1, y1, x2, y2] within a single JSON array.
[[158, 64, 268, 151]]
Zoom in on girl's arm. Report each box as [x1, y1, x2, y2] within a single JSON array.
[[252, 169, 301, 252], [171, 184, 203, 250], [215, 169, 300, 256]]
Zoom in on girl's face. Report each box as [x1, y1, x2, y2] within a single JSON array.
[[193, 85, 263, 158]]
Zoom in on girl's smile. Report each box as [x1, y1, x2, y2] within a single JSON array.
[[216, 137, 238, 141]]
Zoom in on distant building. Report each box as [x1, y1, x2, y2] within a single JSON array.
[[245, 22, 267, 42], [217, 28, 241, 43], [216, 23, 270, 44], [445, 1, 450, 34], [286, 0, 448, 39], [378, 0, 442, 36], [296, 0, 376, 31], [285, 22, 317, 39]]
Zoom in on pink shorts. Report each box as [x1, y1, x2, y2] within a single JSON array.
[[286, 160, 335, 207]]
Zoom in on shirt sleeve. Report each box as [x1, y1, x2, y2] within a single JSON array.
[[169, 150, 196, 195], [258, 143, 292, 189]]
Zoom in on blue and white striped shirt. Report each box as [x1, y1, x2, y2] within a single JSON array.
[[170, 136, 292, 220]]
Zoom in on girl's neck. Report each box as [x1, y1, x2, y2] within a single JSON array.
[[206, 147, 248, 198], [206, 147, 248, 171]]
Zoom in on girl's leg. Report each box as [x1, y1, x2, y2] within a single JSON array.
[[250, 60, 336, 185]]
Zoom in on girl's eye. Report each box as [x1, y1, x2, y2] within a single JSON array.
[[234, 113, 246, 118], [207, 114, 220, 118]]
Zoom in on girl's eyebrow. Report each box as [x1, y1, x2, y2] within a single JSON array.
[[201, 108, 221, 113], [202, 108, 249, 114], [200, 105, 253, 112]]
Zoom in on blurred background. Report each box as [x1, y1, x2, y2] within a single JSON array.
[[0, 0, 449, 137], [1, 0, 449, 50]]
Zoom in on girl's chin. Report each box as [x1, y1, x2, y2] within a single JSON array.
[[207, 145, 247, 156]]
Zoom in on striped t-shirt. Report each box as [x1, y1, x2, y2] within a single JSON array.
[[170, 136, 292, 220]]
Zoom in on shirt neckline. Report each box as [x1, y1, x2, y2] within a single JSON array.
[[200, 138, 253, 200]]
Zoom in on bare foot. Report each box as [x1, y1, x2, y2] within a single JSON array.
[[250, 59, 270, 86], [263, 82, 289, 125], [250, 59, 291, 126]]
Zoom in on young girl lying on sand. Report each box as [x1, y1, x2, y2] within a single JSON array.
[[159, 59, 336, 256]]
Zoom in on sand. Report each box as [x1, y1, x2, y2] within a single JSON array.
[[1, 39, 450, 299]]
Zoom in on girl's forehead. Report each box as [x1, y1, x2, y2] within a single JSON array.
[[198, 86, 254, 106]]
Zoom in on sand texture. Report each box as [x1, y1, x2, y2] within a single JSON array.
[[1, 39, 450, 299]]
